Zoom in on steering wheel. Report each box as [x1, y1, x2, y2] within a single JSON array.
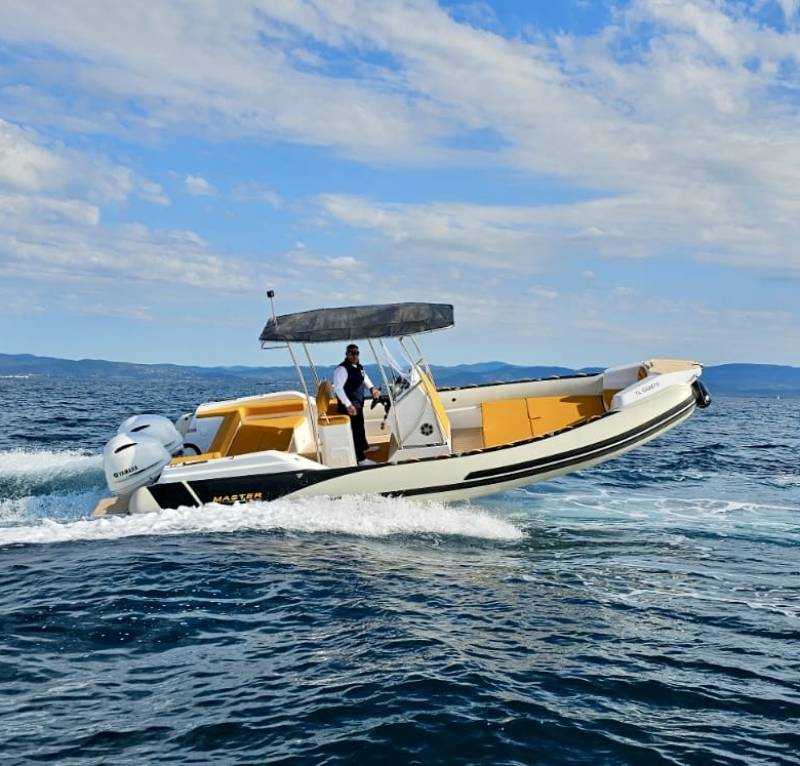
[[390, 373, 411, 399], [370, 394, 391, 413]]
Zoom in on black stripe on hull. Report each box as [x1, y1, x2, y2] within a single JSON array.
[[151, 395, 695, 510], [185, 471, 344, 504], [148, 481, 200, 508]]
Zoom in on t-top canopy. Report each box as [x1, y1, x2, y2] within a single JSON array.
[[259, 302, 454, 344]]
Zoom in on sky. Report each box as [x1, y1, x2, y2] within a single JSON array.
[[1, 0, 799, 369]]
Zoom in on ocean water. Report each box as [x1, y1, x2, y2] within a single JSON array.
[[1, 376, 798, 765]]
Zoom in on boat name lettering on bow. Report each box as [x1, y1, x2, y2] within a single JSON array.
[[636, 381, 661, 396], [212, 492, 263, 504]]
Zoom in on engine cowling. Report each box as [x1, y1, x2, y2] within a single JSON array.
[[117, 414, 183, 456], [104, 432, 171, 496]]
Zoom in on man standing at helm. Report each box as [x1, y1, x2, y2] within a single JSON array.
[[333, 343, 381, 465]]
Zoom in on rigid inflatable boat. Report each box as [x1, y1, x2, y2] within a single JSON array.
[[93, 301, 711, 516]]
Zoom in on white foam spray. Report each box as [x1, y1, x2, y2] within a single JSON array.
[[0, 489, 107, 526], [0, 494, 524, 547], [0, 449, 102, 481], [0, 449, 105, 525]]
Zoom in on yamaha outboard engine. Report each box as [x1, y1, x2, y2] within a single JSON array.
[[104, 433, 171, 496], [104, 414, 183, 496], [118, 414, 183, 455]]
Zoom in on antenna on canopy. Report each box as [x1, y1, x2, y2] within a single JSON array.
[[266, 289, 278, 328]]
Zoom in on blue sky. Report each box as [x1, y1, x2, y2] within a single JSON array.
[[1, 0, 798, 368]]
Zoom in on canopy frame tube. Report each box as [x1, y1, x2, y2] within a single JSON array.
[[368, 339, 404, 444], [285, 341, 321, 463]]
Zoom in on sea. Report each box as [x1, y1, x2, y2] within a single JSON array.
[[0, 375, 798, 765]]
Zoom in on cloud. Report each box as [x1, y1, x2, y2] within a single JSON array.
[[0, 191, 100, 227], [0, 120, 252, 294], [0, 117, 169, 206], [0, 213, 254, 291], [0, 118, 68, 191], [1, 1, 797, 278], [0, 1, 799, 365], [528, 286, 559, 301], [315, 187, 800, 275], [232, 181, 282, 208], [79, 303, 154, 321], [282, 246, 362, 277], [777, 0, 800, 21], [134, 178, 170, 206], [0, 2, 439, 161], [316, 193, 556, 270], [184, 174, 216, 196]]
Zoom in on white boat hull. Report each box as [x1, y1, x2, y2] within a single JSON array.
[[123, 381, 698, 512]]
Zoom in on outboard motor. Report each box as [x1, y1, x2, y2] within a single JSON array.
[[103, 414, 183, 496], [118, 414, 183, 455], [174, 412, 193, 437], [104, 432, 171, 496]]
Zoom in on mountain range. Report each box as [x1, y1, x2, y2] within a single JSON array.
[[1, 353, 798, 396]]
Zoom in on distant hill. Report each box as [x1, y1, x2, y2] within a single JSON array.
[[0, 353, 797, 396], [701, 364, 800, 397]]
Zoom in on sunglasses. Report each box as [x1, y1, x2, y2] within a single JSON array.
[[347, 349, 360, 355]]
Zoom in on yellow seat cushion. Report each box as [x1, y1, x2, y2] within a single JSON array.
[[204, 407, 308, 458], [481, 399, 532, 448], [227, 414, 305, 456], [208, 412, 244, 455], [199, 397, 306, 419], [526, 395, 605, 436]]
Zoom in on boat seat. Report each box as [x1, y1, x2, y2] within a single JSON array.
[[200, 403, 310, 458], [199, 398, 306, 419], [526, 395, 604, 436], [316, 380, 349, 426], [481, 394, 606, 447], [227, 414, 305, 456], [481, 399, 532, 448]]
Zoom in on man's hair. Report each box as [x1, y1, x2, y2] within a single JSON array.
[[346, 344, 359, 353]]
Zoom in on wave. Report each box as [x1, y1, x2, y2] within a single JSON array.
[[0, 494, 524, 547], [0, 489, 107, 526], [507, 486, 800, 546], [0, 448, 103, 498]]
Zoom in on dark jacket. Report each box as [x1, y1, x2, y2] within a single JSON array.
[[337, 360, 367, 407]]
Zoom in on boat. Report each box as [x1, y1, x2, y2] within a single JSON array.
[[92, 300, 711, 516]]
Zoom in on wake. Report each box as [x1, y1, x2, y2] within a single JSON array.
[[0, 494, 524, 547], [0, 448, 103, 495]]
